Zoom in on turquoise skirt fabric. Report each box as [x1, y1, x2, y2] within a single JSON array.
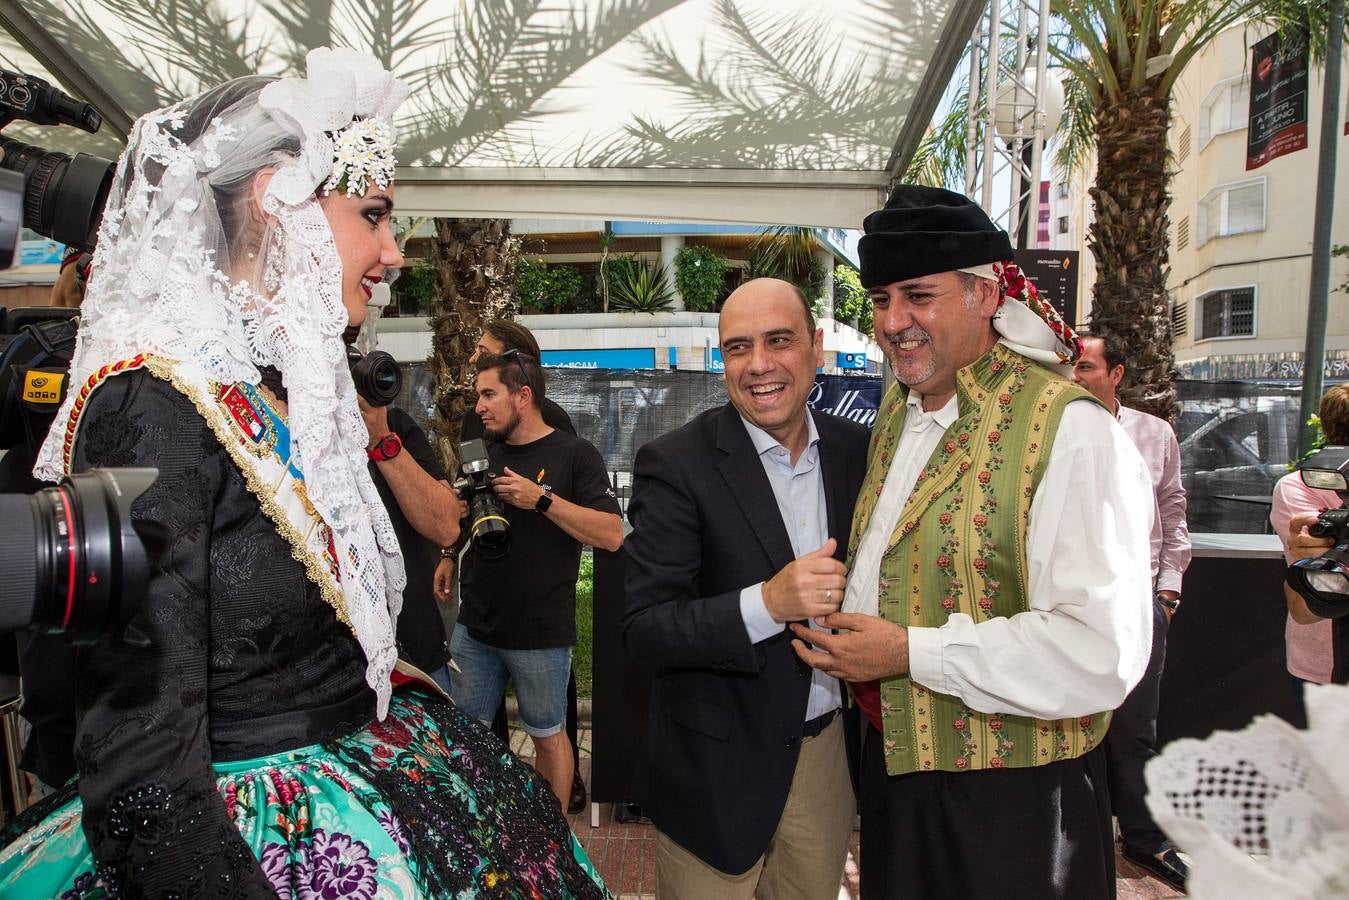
[[0, 691, 607, 899]]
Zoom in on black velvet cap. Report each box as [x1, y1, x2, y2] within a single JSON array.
[[858, 185, 1014, 288]]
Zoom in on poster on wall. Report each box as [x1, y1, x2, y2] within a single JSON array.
[[1246, 29, 1309, 170]]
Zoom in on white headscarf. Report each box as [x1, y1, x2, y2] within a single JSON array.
[[958, 261, 1083, 376]]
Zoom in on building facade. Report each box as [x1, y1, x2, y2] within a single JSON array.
[[1166, 23, 1349, 381]]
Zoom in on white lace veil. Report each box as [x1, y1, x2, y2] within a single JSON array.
[[35, 47, 411, 716]]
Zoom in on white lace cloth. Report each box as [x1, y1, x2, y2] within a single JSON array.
[[1145, 683, 1349, 898], [35, 48, 410, 717]]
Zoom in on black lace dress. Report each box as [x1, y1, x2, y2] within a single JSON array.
[[0, 369, 607, 899]]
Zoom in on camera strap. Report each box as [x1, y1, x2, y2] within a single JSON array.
[[16, 317, 77, 412]]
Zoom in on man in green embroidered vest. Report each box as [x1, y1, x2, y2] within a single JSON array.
[[792, 186, 1155, 899]]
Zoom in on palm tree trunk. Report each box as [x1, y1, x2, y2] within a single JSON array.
[[427, 218, 519, 459], [1086, 82, 1178, 421]]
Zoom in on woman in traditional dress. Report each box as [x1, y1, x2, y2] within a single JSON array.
[[0, 47, 607, 899]]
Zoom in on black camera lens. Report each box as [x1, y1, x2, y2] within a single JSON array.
[[347, 345, 402, 407], [469, 496, 511, 559], [0, 137, 114, 252], [0, 468, 160, 643]]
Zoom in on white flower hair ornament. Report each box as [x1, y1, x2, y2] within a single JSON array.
[[257, 47, 410, 205]]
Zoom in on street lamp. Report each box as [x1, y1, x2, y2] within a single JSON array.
[[994, 56, 1065, 247]]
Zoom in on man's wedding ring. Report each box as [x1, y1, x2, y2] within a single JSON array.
[[825, 589, 833, 602]]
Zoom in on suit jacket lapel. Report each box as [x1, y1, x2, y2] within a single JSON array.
[[716, 405, 796, 573], [817, 419, 851, 563]]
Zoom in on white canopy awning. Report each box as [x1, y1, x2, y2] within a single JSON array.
[[1, 0, 981, 228]]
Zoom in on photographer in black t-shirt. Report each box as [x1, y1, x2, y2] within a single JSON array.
[[360, 398, 464, 691], [451, 350, 622, 810], [438, 320, 590, 813]]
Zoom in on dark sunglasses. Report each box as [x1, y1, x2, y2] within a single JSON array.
[[499, 348, 535, 385]]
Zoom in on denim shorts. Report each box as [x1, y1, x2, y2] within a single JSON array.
[[448, 624, 572, 738]]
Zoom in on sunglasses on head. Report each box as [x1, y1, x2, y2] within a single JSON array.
[[498, 348, 535, 384]]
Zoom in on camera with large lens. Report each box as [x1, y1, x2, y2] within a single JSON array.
[[1286, 446, 1349, 619], [346, 344, 402, 407], [452, 438, 510, 559], [0, 69, 115, 258], [0, 467, 162, 643]]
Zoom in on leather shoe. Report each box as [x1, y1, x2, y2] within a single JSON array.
[[567, 772, 587, 815], [614, 802, 652, 825], [1122, 846, 1188, 891]]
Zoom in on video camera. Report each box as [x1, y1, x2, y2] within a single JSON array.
[[1285, 446, 1349, 619], [453, 438, 510, 559], [0, 68, 115, 259], [0, 71, 156, 645]]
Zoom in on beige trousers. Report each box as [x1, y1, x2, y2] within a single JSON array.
[[655, 715, 854, 900]]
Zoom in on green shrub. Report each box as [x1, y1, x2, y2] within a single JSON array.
[[609, 256, 675, 313], [574, 554, 593, 697], [517, 258, 583, 313], [833, 265, 872, 335], [390, 258, 435, 316], [603, 255, 638, 299], [674, 245, 730, 312]]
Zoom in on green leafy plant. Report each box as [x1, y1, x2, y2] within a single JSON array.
[[674, 245, 730, 312], [575, 553, 594, 697], [609, 256, 675, 313], [833, 265, 872, 336], [389, 257, 435, 316], [745, 228, 828, 303], [1290, 414, 1326, 471], [516, 258, 583, 313]]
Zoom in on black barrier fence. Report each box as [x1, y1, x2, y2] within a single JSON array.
[[396, 363, 1322, 535]]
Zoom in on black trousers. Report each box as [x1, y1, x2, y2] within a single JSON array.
[[859, 726, 1115, 900], [1104, 595, 1169, 854]]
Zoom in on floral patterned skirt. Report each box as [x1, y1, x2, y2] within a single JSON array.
[[0, 690, 608, 899]]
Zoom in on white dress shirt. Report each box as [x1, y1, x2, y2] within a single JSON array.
[[844, 385, 1154, 720], [737, 411, 843, 721]]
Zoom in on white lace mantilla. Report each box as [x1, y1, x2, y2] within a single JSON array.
[[1145, 683, 1349, 899], [34, 48, 410, 716]]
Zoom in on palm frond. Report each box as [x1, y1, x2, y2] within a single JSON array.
[[902, 88, 970, 189], [587, 0, 904, 169], [16, 0, 170, 116], [1051, 67, 1095, 178], [334, 0, 453, 69], [99, 0, 269, 94], [257, 0, 333, 71], [1049, 0, 1119, 99], [415, 0, 681, 165]]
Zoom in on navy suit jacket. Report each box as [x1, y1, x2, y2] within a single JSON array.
[[622, 402, 869, 874]]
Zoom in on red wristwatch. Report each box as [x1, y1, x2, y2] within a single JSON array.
[[367, 433, 403, 462]]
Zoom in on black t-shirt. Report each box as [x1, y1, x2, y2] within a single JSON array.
[[370, 407, 451, 672], [459, 429, 618, 649]]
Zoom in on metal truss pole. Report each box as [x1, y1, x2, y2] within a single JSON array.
[[965, 0, 1057, 248]]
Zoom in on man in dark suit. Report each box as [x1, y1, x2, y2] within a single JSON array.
[[623, 278, 870, 898]]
